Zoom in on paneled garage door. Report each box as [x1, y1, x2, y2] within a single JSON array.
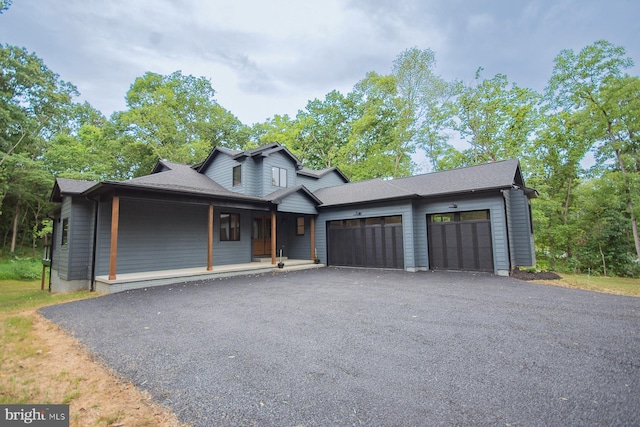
[[427, 210, 494, 272], [327, 216, 404, 269]]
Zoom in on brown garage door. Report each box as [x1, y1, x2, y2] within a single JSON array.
[[428, 210, 494, 272], [327, 216, 404, 269]]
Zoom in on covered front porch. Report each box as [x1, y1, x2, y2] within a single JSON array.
[[94, 258, 324, 294]]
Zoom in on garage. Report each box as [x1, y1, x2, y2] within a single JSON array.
[[327, 215, 404, 269], [427, 210, 494, 272]]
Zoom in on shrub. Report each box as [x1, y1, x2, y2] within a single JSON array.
[[0, 257, 43, 281]]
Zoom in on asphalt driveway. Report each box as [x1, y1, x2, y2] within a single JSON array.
[[40, 268, 640, 426]]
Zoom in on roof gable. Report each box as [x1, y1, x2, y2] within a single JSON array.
[[197, 143, 302, 174], [297, 166, 349, 183]]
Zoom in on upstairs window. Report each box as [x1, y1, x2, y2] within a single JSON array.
[[232, 165, 242, 186], [272, 166, 287, 187]]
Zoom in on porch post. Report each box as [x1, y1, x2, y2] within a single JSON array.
[[109, 196, 119, 280], [310, 216, 315, 260], [271, 210, 277, 265], [207, 203, 214, 271]]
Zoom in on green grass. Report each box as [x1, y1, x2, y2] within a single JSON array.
[[0, 280, 97, 313], [539, 274, 640, 297]]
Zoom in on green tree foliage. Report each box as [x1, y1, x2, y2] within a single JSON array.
[[0, 45, 78, 252], [454, 69, 541, 167], [113, 71, 250, 170], [546, 40, 639, 261]]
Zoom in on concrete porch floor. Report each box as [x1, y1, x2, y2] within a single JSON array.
[[94, 259, 324, 294]]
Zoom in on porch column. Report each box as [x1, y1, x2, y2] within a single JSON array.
[[310, 216, 315, 260], [109, 196, 119, 280], [271, 210, 277, 265], [207, 204, 214, 271]]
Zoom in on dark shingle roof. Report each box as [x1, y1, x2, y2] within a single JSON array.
[[50, 178, 99, 202], [297, 166, 349, 182], [314, 178, 414, 206], [98, 161, 263, 201], [264, 185, 322, 205], [314, 159, 523, 207]]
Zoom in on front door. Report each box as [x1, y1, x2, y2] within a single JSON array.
[[252, 216, 272, 256]]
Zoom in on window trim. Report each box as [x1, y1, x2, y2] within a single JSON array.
[[220, 213, 240, 241]]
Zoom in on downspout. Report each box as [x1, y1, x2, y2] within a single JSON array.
[[501, 189, 512, 274], [88, 198, 99, 292]]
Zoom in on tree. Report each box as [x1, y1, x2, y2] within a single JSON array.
[[546, 40, 639, 260], [454, 69, 541, 167], [392, 47, 459, 171], [0, 0, 12, 14], [114, 71, 250, 170]]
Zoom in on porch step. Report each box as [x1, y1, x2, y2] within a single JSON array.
[[253, 256, 288, 263]]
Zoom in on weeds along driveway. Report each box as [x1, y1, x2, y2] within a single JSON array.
[[41, 268, 640, 427]]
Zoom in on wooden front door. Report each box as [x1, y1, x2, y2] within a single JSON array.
[[252, 216, 272, 256]]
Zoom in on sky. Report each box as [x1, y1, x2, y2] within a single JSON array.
[[1, 0, 639, 127]]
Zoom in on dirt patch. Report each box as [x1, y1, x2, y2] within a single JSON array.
[[2, 311, 188, 427], [511, 268, 562, 281]]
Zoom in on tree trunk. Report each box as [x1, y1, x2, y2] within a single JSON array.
[[599, 243, 607, 276], [614, 149, 640, 261], [10, 201, 20, 253], [563, 176, 573, 258]]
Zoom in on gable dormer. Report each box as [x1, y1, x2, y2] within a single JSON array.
[[197, 143, 303, 197]]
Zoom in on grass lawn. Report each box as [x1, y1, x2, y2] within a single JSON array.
[[0, 279, 185, 426], [534, 274, 640, 297]]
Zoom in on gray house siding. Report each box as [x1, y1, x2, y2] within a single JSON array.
[[54, 198, 72, 278], [67, 198, 95, 280], [508, 188, 536, 267], [316, 201, 415, 270], [276, 212, 313, 260], [297, 172, 347, 192], [262, 153, 297, 196], [202, 153, 244, 193], [95, 199, 255, 276], [413, 194, 510, 275], [96, 199, 208, 275], [277, 192, 318, 214], [214, 208, 253, 265]]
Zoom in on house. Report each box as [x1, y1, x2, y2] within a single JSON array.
[[48, 142, 537, 293]]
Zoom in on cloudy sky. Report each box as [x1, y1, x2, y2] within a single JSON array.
[[1, 0, 638, 126]]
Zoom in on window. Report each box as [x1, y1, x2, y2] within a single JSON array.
[[296, 217, 305, 235], [232, 165, 242, 186], [430, 213, 455, 223], [61, 218, 69, 246], [271, 166, 287, 187], [220, 213, 240, 241], [459, 210, 489, 221]]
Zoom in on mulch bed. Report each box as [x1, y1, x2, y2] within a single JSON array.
[[511, 268, 562, 281]]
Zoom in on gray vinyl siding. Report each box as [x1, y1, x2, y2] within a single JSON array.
[[508, 188, 536, 267], [52, 197, 95, 281], [297, 171, 347, 192], [214, 208, 253, 265], [503, 189, 516, 268], [54, 198, 72, 278], [277, 192, 318, 214], [67, 198, 95, 280], [202, 153, 244, 193], [95, 199, 254, 275], [316, 201, 415, 269], [413, 194, 510, 274], [262, 153, 297, 196], [277, 213, 313, 260]]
